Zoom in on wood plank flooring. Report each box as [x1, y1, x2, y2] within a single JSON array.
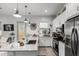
[[38, 47, 56, 56]]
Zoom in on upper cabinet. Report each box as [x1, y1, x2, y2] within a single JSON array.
[[66, 3, 79, 18], [52, 3, 79, 32], [52, 8, 67, 32]]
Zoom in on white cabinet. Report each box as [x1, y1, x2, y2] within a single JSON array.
[[38, 37, 52, 46], [52, 11, 67, 32], [38, 23, 52, 47], [39, 23, 49, 28], [59, 41, 65, 56], [66, 3, 79, 18], [0, 52, 8, 56]]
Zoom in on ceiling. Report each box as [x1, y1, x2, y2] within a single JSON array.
[[0, 3, 65, 16]]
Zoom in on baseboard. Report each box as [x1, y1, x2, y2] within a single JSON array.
[[38, 46, 52, 48]]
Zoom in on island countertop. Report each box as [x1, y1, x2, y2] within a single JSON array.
[[0, 38, 38, 51], [0, 44, 38, 51]]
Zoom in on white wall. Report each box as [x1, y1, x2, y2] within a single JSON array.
[[0, 15, 54, 46]]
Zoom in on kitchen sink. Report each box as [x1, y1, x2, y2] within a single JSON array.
[[27, 40, 36, 44]]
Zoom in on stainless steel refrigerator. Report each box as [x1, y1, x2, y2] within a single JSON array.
[[65, 14, 79, 56]]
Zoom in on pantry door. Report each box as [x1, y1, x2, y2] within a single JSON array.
[[17, 22, 26, 44]]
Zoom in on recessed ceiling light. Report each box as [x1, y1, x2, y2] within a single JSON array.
[[14, 8, 17, 10], [45, 10, 48, 13]]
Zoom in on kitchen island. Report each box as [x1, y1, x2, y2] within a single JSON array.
[[0, 37, 38, 56]]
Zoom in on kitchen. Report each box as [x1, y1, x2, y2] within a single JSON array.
[[0, 3, 79, 56]]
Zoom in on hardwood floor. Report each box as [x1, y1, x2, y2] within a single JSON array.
[[38, 47, 56, 56]]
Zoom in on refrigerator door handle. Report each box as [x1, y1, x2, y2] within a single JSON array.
[[74, 28, 78, 56], [71, 28, 75, 56], [71, 28, 78, 56]]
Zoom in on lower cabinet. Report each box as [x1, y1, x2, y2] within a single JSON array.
[[0, 52, 8, 56], [38, 37, 52, 47], [59, 41, 65, 56], [0, 51, 38, 56]]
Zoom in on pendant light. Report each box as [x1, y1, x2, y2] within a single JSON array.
[[28, 12, 31, 24], [13, 0, 21, 18], [24, 5, 28, 23]]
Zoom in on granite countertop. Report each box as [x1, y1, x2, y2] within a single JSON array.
[[0, 38, 38, 51], [0, 43, 38, 51]]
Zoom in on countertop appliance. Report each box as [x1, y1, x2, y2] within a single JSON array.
[[65, 14, 79, 56]]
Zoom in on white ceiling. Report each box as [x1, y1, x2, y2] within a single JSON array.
[[0, 3, 65, 16]]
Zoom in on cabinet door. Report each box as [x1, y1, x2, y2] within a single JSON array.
[[59, 41, 65, 56], [39, 37, 51, 46], [66, 3, 79, 18]]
